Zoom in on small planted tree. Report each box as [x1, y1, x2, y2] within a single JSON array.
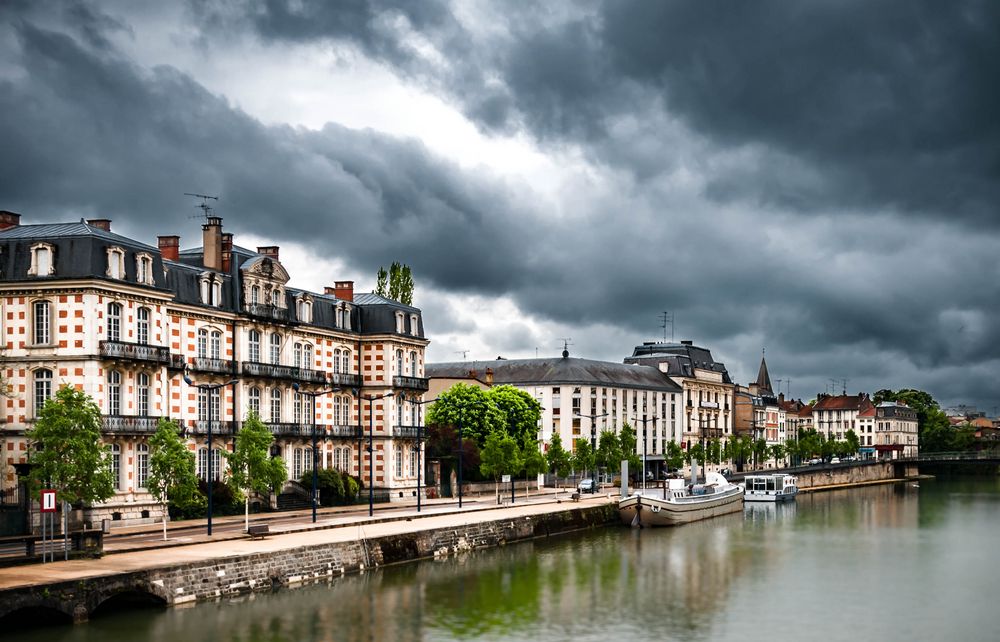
[[480, 430, 521, 502], [521, 441, 547, 497], [225, 411, 287, 532], [618, 422, 641, 476], [572, 438, 596, 481], [27, 385, 115, 528], [546, 433, 571, 484], [595, 430, 623, 482], [148, 418, 204, 540]]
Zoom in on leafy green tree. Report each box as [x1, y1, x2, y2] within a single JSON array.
[[148, 418, 204, 540], [225, 411, 287, 532], [595, 430, 623, 477], [784, 438, 802, 467], [768, 444, 786, 468], [521, 442, 548, 497], [665, 440, 684, 473], [618, 422, 641, 476], [728, 435, 753, 472], [752, 438, 768, 469], [707, 438, 722, 465], [572, 438, 596, 479], [546, 433, 572, 480], [490, 385, 543, 446], [27, 385, 115, 510], [378, 261, 415, 305], [480, 430, 522, 501], [427, 383, 505, 449], [375, 266, 388, 297]]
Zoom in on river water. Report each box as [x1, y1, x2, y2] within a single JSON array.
[[11, 477, 1000, 642]]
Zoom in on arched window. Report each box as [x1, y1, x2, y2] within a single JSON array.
[[33, 369, 52, 416], [270, 388, 282, 423], [342, 350, 350, 374], [107, 370, 122, 416], [109, 443, 123, 490], [136, 443, 149, 488], [197, 447, 223, 481], [332, 349, 342, 374], [333, 448, 341, 471], [293, 391, 303, 424], [396, 349, 403, 375], [136, 253, 154, 285], [269, 333, 281, 364], [137, 307, 150, 345], [410, 448, 418, 479], [396, 398, 404, 426], [250, 285, 260, 305], [248, 387, 261, 416], [409, 351, 418, 377], [32, 300, 50, 345], [395, 448, 403, 478], [198, 387, 219, 423], [29, 243, 54, 277], [303, 447, 313, 473], [248, 330, 261, 362], [197, 328, 208, 359], [343, 447, 352, 473], [293, 448, 303, 479], [136, 372, 149, 416], [293, 342, 303, 369], [210, 330, 222, 360], [107, 303, 122, 342], [304, 344, 313, 371]]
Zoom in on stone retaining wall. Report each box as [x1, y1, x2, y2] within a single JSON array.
[[0, 503, 618, 624], [795, 461, 898, 489]]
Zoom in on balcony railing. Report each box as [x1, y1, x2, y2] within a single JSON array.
[[244, 303, 289, 321], [103, 415, 162, 434], [328, 372, 363, 388], [393, 376, 430, 392], [190, 357, 236, 375], [268, 422, 313, 437], [186, 420, 237, 436], [298, 368, 328, 385], [243, 361, 299, 380], [391, 425, 424, 439], [328, 424, 362, 439], [100, 340, 173, 365]]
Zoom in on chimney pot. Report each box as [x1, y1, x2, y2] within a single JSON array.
[[87, 218, 111, 231], [333, 280, 354, 302], [0, 211, 22, 230], [203, 217, 224, 271], [221, 232, 233, 272], [257, 246, 279, 262], [158, 235, 180, 261]]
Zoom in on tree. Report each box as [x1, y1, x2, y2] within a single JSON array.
[[707, 437, 723, 465], [546, 433, 571, 481], [618, 422, 641, 477], [490, 385, 543, 446], [480, 430, 522, 501], [225, 411, 287, 532], [375, 266, 388, 297], [521, 442, 548, 497], [665, 440, 684, 473], [752, 438, 768, 469], [148, 418, 204, 540], [768, 444, 786, 468], [595, 430, 623, 478], [377, 261, 415, 305], [426, 383, 506, 450], [27, 385, 115, 510], [572, 438, 596, 479]]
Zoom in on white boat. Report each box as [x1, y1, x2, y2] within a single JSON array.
[[618, 472, 744, 527], [743, 473, 798, 502]]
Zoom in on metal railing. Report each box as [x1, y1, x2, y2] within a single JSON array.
[[329, 372, 363, 388], [267, 423, 313, 437], [187, 420, 237, 436], [328, 425, 362, 439], [244, 303, 289, 321], [100, 340, 173, 365], [190, 357, 236, 375], [242, 361, 299, 380], [393, 376, 429, 391], [102, 415, 162, 434], [391, 425, 423, 439], [298, 368, 328, 385]]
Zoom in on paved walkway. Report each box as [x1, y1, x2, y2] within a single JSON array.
[[0, 490, 616, 591]]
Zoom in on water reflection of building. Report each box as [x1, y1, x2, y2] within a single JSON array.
[[744, 500, 797, 523]]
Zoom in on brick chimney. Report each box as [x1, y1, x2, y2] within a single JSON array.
[[87, 218, 111, 231], [158, 235, 180, 261], [257, 246, 279, 262], [221, 232, 233, 272], [0, 211, 21, 230], [484, 368, 494, 385], [333, 280, 354, 302], [203, 216, 223, 271]]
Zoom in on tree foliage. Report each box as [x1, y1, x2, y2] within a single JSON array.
[[595, 430, 623, 474], [375, 261, 415, 305], [426, 383, 506, 449], [480, 430, 522, 483], [572, 438, 596, 478], [225, 411, 287, 528], [546, 433, 571, 478], [490, 385, 543, 447], [26, 385, 115, 506], [618, 422, 641, 474], [148, 418, 204, 539]]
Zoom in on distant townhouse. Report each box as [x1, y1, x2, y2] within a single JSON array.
[[873, 401, 918, 459], [0, 211, 429, 527], [811, 393, 874, 442], [426, 350, 683, 478]]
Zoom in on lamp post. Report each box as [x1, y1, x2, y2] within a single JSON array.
[[401, 395, 438, 512], [182, 371, 238, 536], [574, 411, 608, 481], [292, 382, 342, 523], [364, 391, 396, 517], [632, 415, 658, 490]]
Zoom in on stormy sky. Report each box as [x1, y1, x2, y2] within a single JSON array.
[[2, 1, 998, 412]]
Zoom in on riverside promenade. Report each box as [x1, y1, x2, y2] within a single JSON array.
[[0, 490, 618, 623]]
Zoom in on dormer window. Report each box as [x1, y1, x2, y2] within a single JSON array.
[[409, 314, 419, 335], [200, 273, 223, 306], [136, 253, 154, 285], [395, 311, 404, 334], [106, 246, 126, 279], [28, 243, 55, 277], [296, 296, 313, 323]]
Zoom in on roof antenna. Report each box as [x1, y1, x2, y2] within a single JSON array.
[[557, 338, 572, 358], [660, 311, 674, 342], [184, 193, 219, 219], [454, 350, 469, 361]]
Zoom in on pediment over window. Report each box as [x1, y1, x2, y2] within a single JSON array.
[[240, 256, 290, 284]]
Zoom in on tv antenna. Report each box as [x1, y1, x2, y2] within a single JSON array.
[[184, 193, 219, 219], [842, 378, 849, 395], [454, 350, 469, 361], [660, 311, 674, 342], [556, 338, 573, 358]]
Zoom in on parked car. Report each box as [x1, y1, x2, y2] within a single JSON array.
[[830, 457, 841, 464], [577, 478, 597, 494], [808, 458, 823, 465]]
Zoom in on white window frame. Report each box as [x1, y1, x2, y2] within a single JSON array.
[[106, 246, 126, 280], [136, 252, 154, 285], [110, 443, 123, 490], [210, 330, 222, 360], [136, 307, 150, 345], [28, 243, 55, 277], [248, 330, 261, 362], [136, 372, 149, 416], [270, 388, 282, 423], [107, 302, 122, 342], [136, 443, 149, 488], [248, 387, 261, 416], [32, 299, 51, 345], [270, 333, 281, 364], [107, 370, 122, 416], [33, 368, 52, 416]]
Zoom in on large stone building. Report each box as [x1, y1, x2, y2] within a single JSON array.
[[623, 340, 735, 451], [426, 350, 683, 478], [0, 211, 429, 527], [857, 400, 919, 459], [811, 393, 874, 443]]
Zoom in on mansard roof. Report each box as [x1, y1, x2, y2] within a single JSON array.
[[624, 341, 733, 384], [427, 356, 683, 392]]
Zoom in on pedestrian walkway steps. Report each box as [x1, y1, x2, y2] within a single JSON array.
[[276, 493, 311, 511]]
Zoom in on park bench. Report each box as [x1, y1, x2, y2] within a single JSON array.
[[247, 524, 270, 540]]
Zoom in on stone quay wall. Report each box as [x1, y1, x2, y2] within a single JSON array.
[[0, 503, 619, 624], [794, 461, 908, 490]]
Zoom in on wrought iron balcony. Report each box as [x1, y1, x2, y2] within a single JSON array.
[[186, 420, 237, 436], [391, 425, 424, 439], [100, 340, 173, 365], [297, 368, 329, 385], [328, 372, 363, 388], [190, 357, 237, 375], [268, 422, 314, 437], [102, 415, 162, 434], [244, 303, 289, 321], [393, 376, 429, 392], [328, 424, 362, 439], [242, 361, 299, 380]]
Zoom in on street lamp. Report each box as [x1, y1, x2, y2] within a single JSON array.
[[363, 391, 396, 517], [574, 411, 608, 482], [401, 394, 438, 512], [182, 371, 238, 536], [292, 382, 342, 523], [632, 415, 658, 490]]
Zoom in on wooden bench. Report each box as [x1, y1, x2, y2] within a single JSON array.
[[247, 524, 270, 540]]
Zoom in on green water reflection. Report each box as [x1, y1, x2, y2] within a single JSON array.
[[10, 477, 1000, 642]]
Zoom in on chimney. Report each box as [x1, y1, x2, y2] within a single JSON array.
[[221, 232, 233, 272], [484, 367, 494, 385], [0, 211, 21, 230], [87, 218, 111, 231], [333, 280, 354, 302], [257, 246, 279, 262], [158, 235, 180, 261], [203, 216, 224, 271]]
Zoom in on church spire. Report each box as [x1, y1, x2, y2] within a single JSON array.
[[755, 350, 773, 394]]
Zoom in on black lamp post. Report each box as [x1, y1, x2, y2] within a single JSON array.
[[633, 415, 658, 490], [292, 382, 342, 523], [401, 394, 438, 512], [182, 371, 238, 536], [364, 391, 396, 517]]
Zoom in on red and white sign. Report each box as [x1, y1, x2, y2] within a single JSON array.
[[40, 489, 57, 513]]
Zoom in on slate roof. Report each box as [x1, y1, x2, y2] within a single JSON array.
[[813, 394, 873, 412], [426, 356, 683, 392], [0, 221, 157, 250], [624, 341, 733, 383], [754, 356, 773, 393]]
